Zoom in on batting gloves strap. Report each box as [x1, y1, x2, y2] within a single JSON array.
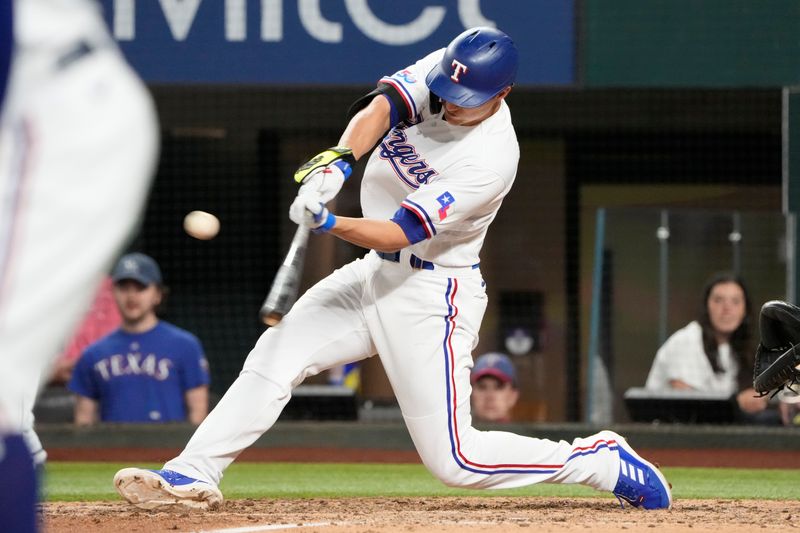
[[297, 160, 351, 205], [289, 193, 337, 233], [294, 146, 355, 184], [311, 204, 337, 234]]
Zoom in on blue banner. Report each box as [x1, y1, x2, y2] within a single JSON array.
[[99, 0, 574, 85]]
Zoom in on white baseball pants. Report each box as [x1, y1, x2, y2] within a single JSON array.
[[167, 251, 620, 492]]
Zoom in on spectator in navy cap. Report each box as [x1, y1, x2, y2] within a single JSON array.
[[68, 253, 210, 426], [111, 252, 163, 286], [470, 352, 519, 423]]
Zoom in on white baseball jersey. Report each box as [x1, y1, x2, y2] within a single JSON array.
[[0, 0, 158, 444], [361, 49, 518, 268], [165, 49, 623, 498]]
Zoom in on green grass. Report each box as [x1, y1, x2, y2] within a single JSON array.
[[43, 462, 800, 502]]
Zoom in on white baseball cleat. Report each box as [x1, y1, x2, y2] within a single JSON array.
[[114, 468, 223, 510]]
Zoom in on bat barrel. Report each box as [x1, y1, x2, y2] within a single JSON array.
[[262, 311, 284, 327], [258, 225, 310, 326]]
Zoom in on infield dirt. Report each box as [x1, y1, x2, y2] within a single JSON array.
[[43, 497, 800, 533]]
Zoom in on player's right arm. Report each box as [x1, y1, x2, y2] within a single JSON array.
[[327, 216, 410, 253]]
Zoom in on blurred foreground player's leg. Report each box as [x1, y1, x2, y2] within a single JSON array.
[[0, 3, 36, 532], [0, 434, 37, 533], [0, 1, 159, 530]]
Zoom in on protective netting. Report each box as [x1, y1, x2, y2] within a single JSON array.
[[118, 88, 782, 425], [28, 84, 780, 427]]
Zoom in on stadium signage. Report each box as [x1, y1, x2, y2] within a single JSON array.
[[111, 0, 495, 45], [99, 0, 575, 85]]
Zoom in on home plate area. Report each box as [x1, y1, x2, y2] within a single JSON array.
[[43, 496, 799, 533]]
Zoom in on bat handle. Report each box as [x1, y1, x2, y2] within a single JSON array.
[[283, 224, 310, 265]]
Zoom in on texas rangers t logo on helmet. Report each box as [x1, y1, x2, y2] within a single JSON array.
[[450, 59, 468, 82]]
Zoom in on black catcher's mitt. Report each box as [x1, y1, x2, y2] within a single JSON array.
[[753, 300, 800, 395]]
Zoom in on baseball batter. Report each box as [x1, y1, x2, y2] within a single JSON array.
[[1, 1, 158, 529], [115, 28, 671, 511]]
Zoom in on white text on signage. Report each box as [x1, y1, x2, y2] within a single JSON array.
[[112, 0, 496, 45]]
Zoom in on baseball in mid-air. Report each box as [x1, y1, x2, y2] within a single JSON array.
[[183, 210, 220, 240]]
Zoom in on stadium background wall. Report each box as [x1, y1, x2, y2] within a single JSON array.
[[133, 87, 781, 424], [87, 0, 800, 423]]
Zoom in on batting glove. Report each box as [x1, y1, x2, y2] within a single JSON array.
[[289, 193, 337, 233], [294, 146, 354, 202], [297, 159, 352, 204]]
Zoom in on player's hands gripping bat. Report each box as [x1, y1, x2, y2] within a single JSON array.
[[294, 146, 354, 204], [289, 192, 337, 233], [258, 149, 352, 326], [259, 223, 310, 326], [753, 300, 800, 395]]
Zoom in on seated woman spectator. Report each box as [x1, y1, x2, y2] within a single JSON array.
[[645, 272, 779, 425]]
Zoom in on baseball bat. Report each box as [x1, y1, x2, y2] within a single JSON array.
[[258, 224, 310, 326]]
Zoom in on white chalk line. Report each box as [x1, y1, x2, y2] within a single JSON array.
[[197, 521, 337, 533], [198, 518, 503, 532]]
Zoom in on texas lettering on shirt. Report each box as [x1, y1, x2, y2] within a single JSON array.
[[93, 351, 173, 381]]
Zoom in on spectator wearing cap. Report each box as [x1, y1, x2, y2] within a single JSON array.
[[68, 253, 210, 425], [470, 352, 519, 423]]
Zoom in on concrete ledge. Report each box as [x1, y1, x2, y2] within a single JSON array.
[[37, 421, 800, 452]]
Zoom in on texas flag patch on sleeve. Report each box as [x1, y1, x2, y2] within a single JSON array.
[[437, 191, 455, 221]]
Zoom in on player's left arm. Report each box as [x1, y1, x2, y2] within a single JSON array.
[[294, 51, 440, 199], [291, 96, 392, 206], [339, 95, 391, 160]]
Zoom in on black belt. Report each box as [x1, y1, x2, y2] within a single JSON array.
[[376, 251, 400, 262], [56, 41, 95, 71], [376, 250, 479, 271], [377, 250, 432, 270]]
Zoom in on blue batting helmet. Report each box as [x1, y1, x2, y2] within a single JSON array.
[[425, 27, 518, 109]]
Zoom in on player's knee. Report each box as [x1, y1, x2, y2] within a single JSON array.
[[425, 459, 475, 488]]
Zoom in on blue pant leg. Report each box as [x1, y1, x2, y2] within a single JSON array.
[[0, 0, 12, 110], [0, 434, 38, 533]]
